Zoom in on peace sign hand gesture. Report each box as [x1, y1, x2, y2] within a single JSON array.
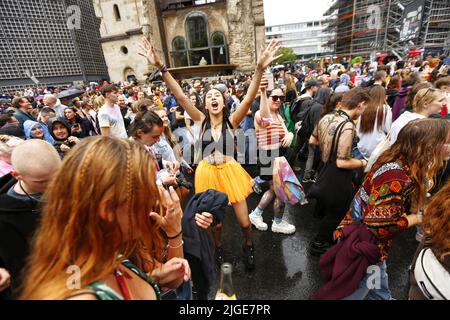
[[149, 186, 182, 237], [256, 39, 282, 71], [139, 37, 164, 69]]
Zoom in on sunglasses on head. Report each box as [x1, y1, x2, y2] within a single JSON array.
[[271, 96, 285, 102]]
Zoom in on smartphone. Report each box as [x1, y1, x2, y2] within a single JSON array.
[[265, 68, 274, 91]]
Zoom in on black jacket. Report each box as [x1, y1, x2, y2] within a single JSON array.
[[0, 174, 40, 299], [182, 190, 229, 288]]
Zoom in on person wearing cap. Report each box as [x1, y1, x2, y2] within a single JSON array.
[[214, 83, 238, 112], [289, 79, 319, 170]]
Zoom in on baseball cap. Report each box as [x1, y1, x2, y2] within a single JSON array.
[[213, 83, 228, 94], [304, 80, 319, 90]]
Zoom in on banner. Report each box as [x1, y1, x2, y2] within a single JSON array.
[[399, 0, 426, 42]]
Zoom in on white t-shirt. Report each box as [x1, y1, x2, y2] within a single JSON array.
[[356, 104, 392, 159], [389, 111, 426, 145], [98, 104, 128, 139]]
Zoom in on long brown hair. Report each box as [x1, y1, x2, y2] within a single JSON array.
[[373, 119, 450, 211], [21, 137, 164, 299], [359, 85, 386, 134], [423, 180, 450, 261]]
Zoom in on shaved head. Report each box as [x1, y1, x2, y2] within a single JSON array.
[[11, 140, 61, 177], [43, 94, 57, 107]]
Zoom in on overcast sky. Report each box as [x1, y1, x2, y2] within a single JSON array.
[[264, 0, 334, 26]]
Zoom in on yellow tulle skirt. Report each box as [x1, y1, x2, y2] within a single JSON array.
[[195, 159, 253, 204]]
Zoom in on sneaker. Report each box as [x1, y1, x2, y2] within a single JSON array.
[[271, 220, 296, 234], [249, 210, 268, 231], [242, 244, 255, 270]]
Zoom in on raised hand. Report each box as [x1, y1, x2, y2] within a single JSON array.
[[257, 39, 282, 71], [149, 186, 182, 237], [139, 37, 164, 68]]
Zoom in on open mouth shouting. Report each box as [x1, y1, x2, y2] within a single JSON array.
[[211, 100, 220, 112]]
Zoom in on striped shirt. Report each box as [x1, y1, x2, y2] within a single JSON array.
[[256, 117, 285, 149]]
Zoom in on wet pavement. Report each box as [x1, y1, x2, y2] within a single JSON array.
[[196, 166, 418, 300]]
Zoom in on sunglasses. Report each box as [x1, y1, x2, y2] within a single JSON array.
[[271, 96, 285, 102], [416, 88, 438, 105]]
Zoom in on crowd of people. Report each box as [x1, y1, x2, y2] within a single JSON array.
[[0, 37, 449, 300]]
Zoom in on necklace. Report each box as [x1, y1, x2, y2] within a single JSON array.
[[18, 181, 40, 202]]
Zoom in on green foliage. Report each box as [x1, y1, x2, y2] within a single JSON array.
[[274, 47, 298, 65]]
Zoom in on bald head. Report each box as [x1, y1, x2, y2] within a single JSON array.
[[12, 140, 61, 177], [43, 94, 57, 107]]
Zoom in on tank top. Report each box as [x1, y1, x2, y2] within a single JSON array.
[[256, 116, 286, 148], [83, 259, 161, 300]]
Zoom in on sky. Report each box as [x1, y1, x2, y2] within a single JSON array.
[[263, 0, 334, 26]]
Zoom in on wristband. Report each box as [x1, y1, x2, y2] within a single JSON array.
[[160, 65, 168, 73], [166, 230, 182, 239]]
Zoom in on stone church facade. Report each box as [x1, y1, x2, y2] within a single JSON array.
[[93, 0, 265, 82]]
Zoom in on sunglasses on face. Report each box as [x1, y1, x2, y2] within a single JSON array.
[[271, 96, 285, 102]]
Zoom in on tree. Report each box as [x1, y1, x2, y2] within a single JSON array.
[[273, 47, 298, 65]]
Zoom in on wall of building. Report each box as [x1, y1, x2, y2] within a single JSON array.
[[94, 0, 163, 82]]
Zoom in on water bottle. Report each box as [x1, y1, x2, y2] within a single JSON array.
[[215, 263, 237, 300]]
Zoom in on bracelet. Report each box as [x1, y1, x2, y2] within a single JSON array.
[[159, 65, 168, 73], [167, 240, 184, 249], [166, 230, 182, 239]]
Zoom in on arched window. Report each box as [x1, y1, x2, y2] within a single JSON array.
[[113, 4, 121, 21], [210, 32, 227, 64], [171, 37, 188, 68], [170, 13, 228, 67], [186, 13, 208, 48]]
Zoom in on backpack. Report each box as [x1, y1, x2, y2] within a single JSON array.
[[291, 96, 314, 139], [414, 247, 450, 300]]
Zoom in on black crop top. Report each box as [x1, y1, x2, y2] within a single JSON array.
[[198, 117, 237, 159]]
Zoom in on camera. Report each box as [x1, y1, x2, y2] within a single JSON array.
[[175, 172, 193, 190]]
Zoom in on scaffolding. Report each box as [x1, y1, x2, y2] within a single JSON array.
[[323, 0, 450, 58]]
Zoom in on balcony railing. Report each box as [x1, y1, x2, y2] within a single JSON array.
[[159, 0, 226, 11]]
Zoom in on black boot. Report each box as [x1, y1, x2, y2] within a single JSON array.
[[242, 244, 255, 270], [309, 240, 332, 257]]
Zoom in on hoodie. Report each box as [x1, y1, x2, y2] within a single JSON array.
[[0, 174, 40, 299], [392, 86, 410, 121], [47, 118, 74, 158], [48, 118, 71, 143], [335, 74, 350, 93], [23, 120, 54, 144]]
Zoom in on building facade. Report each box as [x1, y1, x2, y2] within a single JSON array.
[[265, 20, 334, 61], [0, 0, 109, 93], [94, 0, 266, 82]]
